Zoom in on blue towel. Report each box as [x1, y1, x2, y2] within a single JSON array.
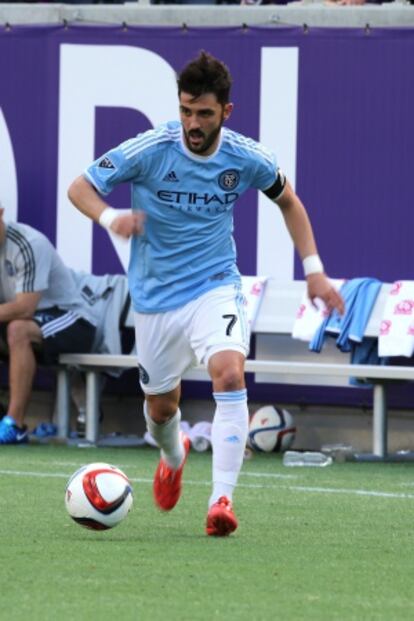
[[310, 278, 382, 354], [349, 337, 389, 387], [309, 278, 387, 387]]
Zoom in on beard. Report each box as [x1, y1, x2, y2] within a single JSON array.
[[184, 121, 223, 155]]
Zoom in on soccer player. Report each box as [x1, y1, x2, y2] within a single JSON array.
[[68, 51, 344, 536]]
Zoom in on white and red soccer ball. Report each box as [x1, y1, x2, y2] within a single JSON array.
[[65, 463, 133, 530], [248, 405, 296, 453]]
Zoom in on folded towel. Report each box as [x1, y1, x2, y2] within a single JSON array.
[[378, 281, 414, 357], [189, 421, 212, 452], [292, 278, 345, 342], [240, 276, 268, 331], [310, 278, 382, 353]]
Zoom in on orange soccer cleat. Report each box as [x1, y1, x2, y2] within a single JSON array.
[[205, 496, 238, 537], [153, 434, 191, 511]]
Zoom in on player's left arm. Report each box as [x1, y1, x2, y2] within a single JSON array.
[[266, 178, 344, 315], [0, 291, 42, 323]]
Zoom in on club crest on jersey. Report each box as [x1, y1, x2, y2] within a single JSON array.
[[218, 169, 240, 191]]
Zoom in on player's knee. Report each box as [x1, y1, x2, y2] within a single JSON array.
[[146, 395, 180, 424], [212, 366, 244, 392], [6, 320, 32, 348], [209, 351, 245, 392]]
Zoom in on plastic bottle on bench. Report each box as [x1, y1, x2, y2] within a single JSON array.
[[283, 450, 333, 467]]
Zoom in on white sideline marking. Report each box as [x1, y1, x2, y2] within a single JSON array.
[[1, 468, 414, 500], [285, 485, 414, 499], [241, 472, 297, 480], [0, 468, 150, 483], [7, 461, 297, 480]]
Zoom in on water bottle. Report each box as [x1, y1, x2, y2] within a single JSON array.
[[283, 450, 333, 467], [321, 443, 354, 463]]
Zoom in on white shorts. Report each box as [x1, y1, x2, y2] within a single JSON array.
[[134, 284, 250, 395]]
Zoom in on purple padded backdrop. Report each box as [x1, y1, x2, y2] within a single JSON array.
[[0, 25, 413, 408]]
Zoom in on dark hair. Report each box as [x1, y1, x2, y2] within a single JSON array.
[[177, 51, 232, 105]]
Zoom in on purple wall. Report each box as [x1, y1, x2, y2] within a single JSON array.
[[1, 25, 413, 279], [1, 25, 413, 408]]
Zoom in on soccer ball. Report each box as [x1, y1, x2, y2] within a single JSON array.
[[248, 405, 296, 453], [65, 462, 133, 530]]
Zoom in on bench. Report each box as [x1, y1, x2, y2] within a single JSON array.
[[56, 279, 414, 460]]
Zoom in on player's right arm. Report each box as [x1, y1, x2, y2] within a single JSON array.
[[68, 175, 143, 240], [70, 125, 175, 238]]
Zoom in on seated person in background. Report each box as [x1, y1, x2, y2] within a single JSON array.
[[0, 206, 129, 444]]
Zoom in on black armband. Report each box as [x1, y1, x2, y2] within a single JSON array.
[[262, 169, 287, 200]]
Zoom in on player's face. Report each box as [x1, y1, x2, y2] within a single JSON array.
[[179, 92, 233, 156]]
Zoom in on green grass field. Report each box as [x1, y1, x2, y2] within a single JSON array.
[[1, 445, 414, 621]]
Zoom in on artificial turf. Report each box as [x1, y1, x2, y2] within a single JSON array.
[[1, 445, 413, 620]]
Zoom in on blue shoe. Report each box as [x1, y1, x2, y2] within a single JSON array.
[[0, 415, 28, 445], [31, 422, 57, 439]]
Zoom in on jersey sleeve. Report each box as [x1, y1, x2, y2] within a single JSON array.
[[84, 123, 170, 196], [249, 144, 279, 192], [13, 236, 52, 294], [84, 138, 144, 196]]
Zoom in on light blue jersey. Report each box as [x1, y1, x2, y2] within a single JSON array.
[[85, 121, 278, 313]]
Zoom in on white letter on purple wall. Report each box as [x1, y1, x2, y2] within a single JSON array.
[[57, 45, 178, 272]]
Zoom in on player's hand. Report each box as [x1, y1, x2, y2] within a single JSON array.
[[110, 211, 145, 239], [306, 273, 345, 315]]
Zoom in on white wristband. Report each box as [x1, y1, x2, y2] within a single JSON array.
[[98, 207, 118, 231], [303, 254, 324, 276]]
